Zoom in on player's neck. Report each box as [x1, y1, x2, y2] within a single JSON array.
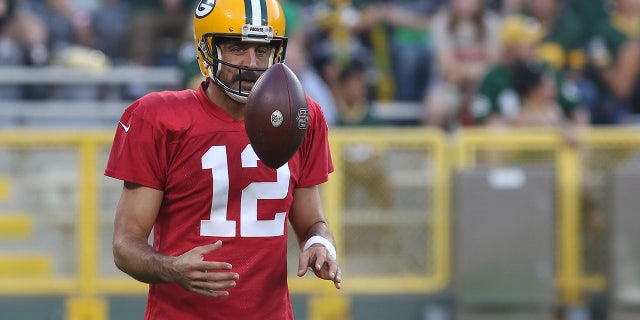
[[205, 81, 246, 120]]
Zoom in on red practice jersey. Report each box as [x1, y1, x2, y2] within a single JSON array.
[[105, 82, 333, 320]]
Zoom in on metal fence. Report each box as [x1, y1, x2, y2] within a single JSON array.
[[0, 127, 639, 320]]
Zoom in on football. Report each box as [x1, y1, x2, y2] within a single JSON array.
[[245, 63, 309, 169]]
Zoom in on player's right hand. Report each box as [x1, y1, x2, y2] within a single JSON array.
[[169, 240, 239, 297]]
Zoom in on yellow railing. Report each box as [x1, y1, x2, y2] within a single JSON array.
[[0, 131, 110, 319], [455, 128, 581, 306], [321, 127, 450, 295], [0, 127, 638, 319], [454, 127, 640, 308]]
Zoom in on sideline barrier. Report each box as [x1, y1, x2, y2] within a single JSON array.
[[0, 128, 637, 319]]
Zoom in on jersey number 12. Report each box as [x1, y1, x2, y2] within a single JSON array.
[[200, 145, 289, 237]]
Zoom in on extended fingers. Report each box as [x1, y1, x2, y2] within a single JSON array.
[[190, 280, 235, 298], [192, 289, 230, 298], [204, 271, 240, 282], [298, 246, 342, 290], [314, 254, 326, 272], [191, 270, 239, 282], [198, 261, 233, 271], [297, 247, 327, 277], [297, 250, 311, 277], [332, 267, 342, 290], [315, 258, 342, 289], [187, 272, 239, 297], [328, 260, 338, 280], [299, 247, 338, 278], [187, 261, 233, 281], [191, 279, 237, 291], [191, 240, 223, 256]]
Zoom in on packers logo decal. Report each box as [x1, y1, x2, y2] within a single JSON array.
[[195, 0, 216, 18], [297, 107, 309, 130]]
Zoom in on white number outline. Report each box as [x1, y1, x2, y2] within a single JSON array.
[[200, 145, 290, 237]]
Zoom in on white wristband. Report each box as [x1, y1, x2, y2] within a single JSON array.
[[303, 236, 337, 260]]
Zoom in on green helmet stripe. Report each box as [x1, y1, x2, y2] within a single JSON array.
[[244, 0, 268, 26], [259, 0, 267, 26], [244, 0, 252, 24]]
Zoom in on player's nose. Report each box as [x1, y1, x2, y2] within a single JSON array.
[[244, 48, 260, 68]]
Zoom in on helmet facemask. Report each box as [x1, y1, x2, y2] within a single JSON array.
[[197, 31, 287, 103], [192, 0, 288, 103]]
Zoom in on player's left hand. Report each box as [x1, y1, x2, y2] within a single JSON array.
[[297, 245, 342, 289]]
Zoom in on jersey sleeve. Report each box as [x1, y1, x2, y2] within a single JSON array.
[[104, 100, 168, 190], [296, 97, 334, 188]]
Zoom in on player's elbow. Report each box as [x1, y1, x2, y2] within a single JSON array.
[[112, 235, 128, 272], [112, 232, 144, 274], [111, 233, 165, 284]]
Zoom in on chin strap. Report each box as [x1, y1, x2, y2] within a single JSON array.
[[206, 64, 248, 103]]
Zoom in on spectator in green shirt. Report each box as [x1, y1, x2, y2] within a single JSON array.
[[584, 0, 640, 124], [523, 0, 589, 72], [422, 0, 502, 130], [471, 14, 589, 127], [510, 60, 565, 127], [567, 0, 608, 40], [380, 1, 442, 103]]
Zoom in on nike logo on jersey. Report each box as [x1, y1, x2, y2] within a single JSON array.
[[119, 121, 130, 132]]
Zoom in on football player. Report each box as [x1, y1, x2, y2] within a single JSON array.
[[105, 0, 341, 319]]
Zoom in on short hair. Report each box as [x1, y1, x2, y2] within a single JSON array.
[[512, 60, 545, 97]]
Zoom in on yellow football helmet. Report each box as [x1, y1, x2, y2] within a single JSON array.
[[193, 0, 287, 102]]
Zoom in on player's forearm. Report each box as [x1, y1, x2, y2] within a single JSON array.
[[113, 234, 177, 284]]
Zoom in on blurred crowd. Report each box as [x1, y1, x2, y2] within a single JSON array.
[[1, 0, 640, 130]]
